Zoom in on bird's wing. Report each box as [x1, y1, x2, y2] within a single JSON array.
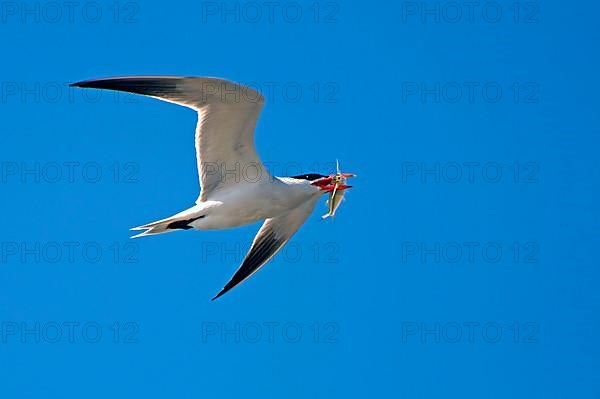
[[212, 198, 320, 300], [70, 76, 268, 201]]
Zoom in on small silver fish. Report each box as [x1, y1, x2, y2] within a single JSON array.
[[321, 178, 346, 220], [321, 161, 355, 220]]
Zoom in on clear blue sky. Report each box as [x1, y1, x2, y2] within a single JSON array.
[[1, 0, 599, 397]]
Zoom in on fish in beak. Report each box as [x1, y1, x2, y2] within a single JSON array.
[[312, 168, 356, 219], [311, 173, 356, 191]]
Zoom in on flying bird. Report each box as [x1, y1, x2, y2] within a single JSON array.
[[71, 76, 355, 300]]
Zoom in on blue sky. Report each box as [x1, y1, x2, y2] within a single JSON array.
[[1, 0, 599, 397]]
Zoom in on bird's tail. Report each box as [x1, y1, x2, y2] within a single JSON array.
[[130, 206, 206, 238]]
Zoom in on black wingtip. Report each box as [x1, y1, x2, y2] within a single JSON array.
[[68, 77, 180, 97], [69, 79, 106, 89], [211, 290, 225, 301], [211, 283, 236, 301], [70, 80, 99, 88]]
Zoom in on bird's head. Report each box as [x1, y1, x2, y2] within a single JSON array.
[[289, 161, 356, 193]]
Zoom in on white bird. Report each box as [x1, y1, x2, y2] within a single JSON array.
[[71, 76, 355, 300]]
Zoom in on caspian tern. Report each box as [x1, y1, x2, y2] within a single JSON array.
[[71, 76, 355, 300]]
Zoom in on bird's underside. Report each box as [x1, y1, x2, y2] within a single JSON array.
[[71, 76, 340, 300]]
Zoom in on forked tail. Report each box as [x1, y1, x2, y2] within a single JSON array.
[[130, 207, 205, 238]]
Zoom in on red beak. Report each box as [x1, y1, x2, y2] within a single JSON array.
[[311, 173, 356, 192], [323, 184, 353, 192], [311, 176, 333, 188]]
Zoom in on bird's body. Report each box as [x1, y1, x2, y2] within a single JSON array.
[[71, 76, 354, 299], [149, 177, 322, 232]]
